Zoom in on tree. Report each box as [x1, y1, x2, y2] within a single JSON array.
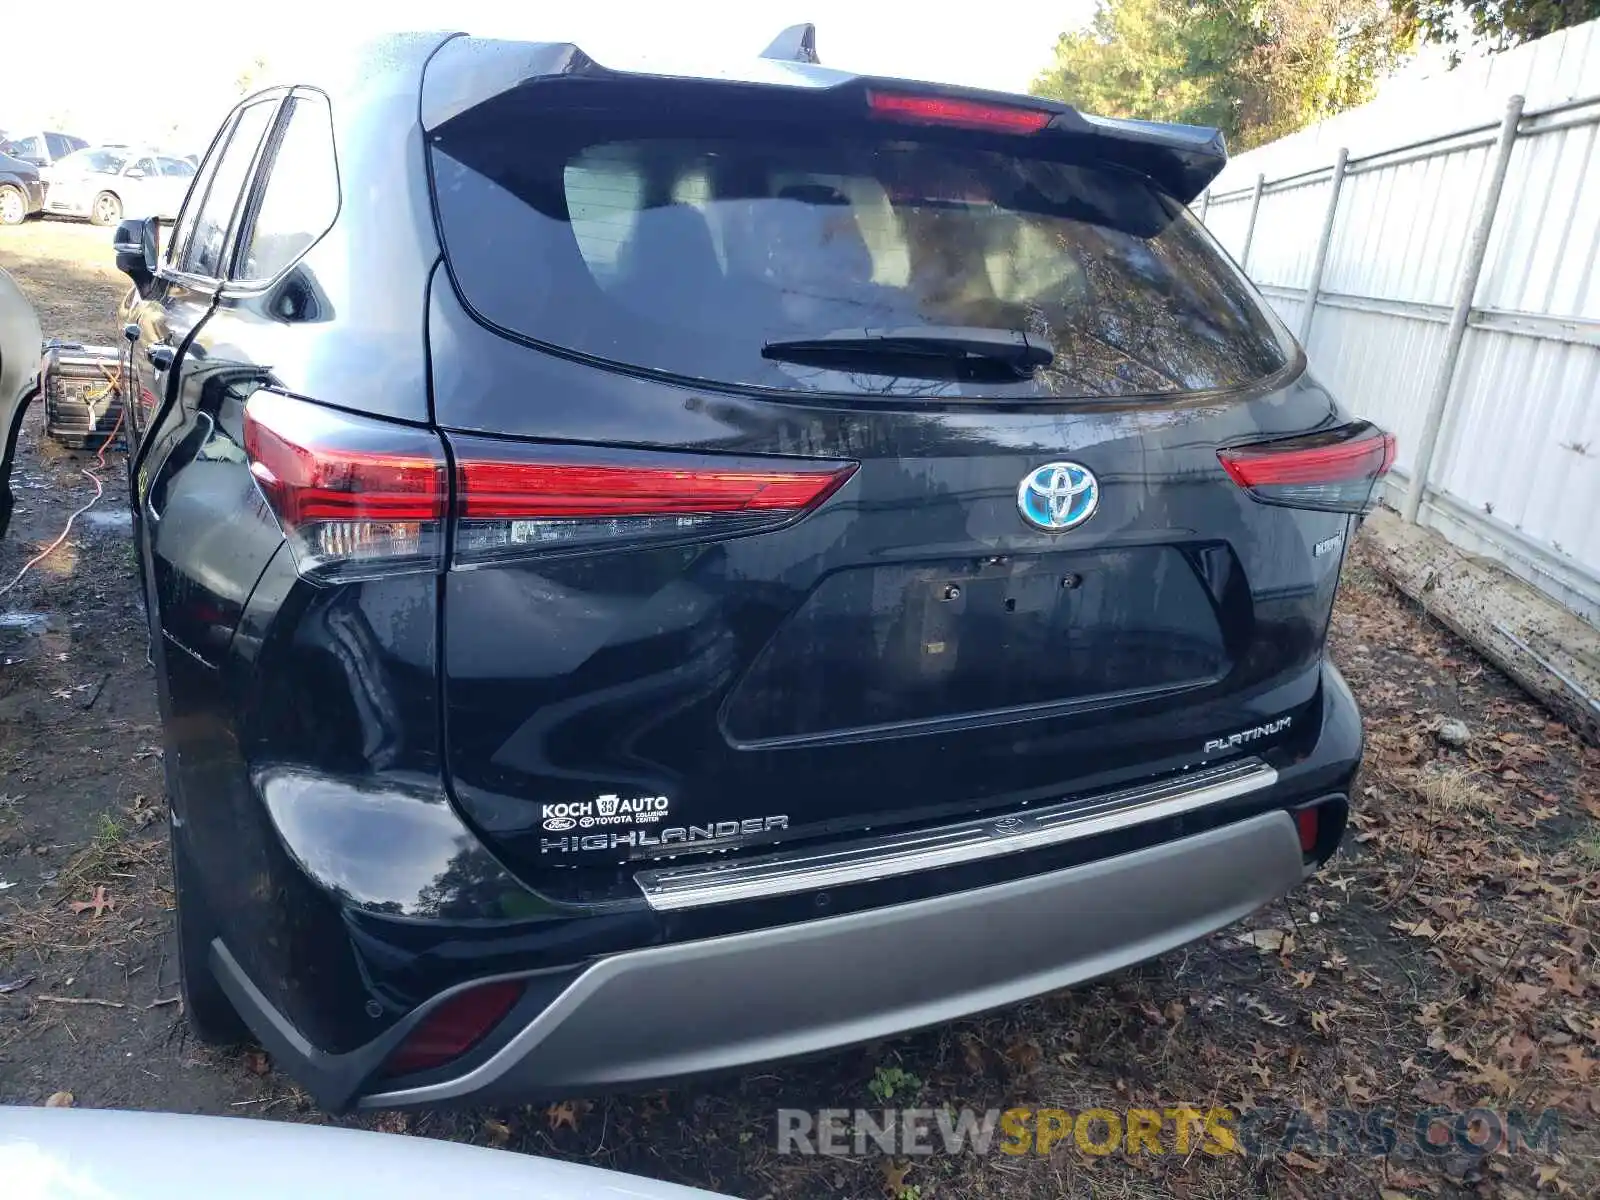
[[1394, 0, 1600, 59], [1031, 0, 1415, 151], [235, 54, 271, 97]]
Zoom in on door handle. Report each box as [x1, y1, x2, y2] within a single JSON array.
[[146, 344, 175, 369]]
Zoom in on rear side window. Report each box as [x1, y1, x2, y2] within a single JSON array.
[[181, 100, 277, 279], [158, 157, 195, 179], [77, 149, 126, 175], [168, 136, 226, 270], [234, 94, 339, 282], [430, 102, 1288, 400], [4, 136, 42, 161]]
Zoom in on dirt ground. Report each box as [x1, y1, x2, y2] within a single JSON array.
[[1, 218, 1597, 1199]]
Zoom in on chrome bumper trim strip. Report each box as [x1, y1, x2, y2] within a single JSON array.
[[634, 758, 1277, 911]]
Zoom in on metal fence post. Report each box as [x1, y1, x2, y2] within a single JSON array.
[[1239, 174, 1266, 269], [1198, 189, 1211, 223], [1402, 94, 1525, 524], [1299, 148, 1349, 346]]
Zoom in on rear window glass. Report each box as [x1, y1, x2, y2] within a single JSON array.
[[430, 117, 1288, 400]]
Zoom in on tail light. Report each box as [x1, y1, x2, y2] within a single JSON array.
[[243, 394, 857, 580], [382, 979, 523, 1077], [244, 391, 447, 583], [866, 90, 1053, 134], [1218, 422, 1395, 513], [450, 438, 857, 568]]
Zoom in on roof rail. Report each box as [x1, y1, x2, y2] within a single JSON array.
[[760, 23, 819, 64]]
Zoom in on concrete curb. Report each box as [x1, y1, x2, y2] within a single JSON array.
[[1360, 508, 1600, 744]]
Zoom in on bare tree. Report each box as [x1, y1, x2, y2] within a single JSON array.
[[235, 54, 270, 97]]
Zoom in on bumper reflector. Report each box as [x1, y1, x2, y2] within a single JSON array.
[[1295, 806, 1319, 854], [383, 980, 523, 1077]]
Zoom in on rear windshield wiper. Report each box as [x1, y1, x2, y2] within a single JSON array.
[[762, 326, 1055, 379]]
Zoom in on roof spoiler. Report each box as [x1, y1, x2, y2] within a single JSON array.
[[419, 35, 1227, 204]]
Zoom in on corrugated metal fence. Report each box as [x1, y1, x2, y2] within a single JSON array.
[[1198, 20, 1600, 626]]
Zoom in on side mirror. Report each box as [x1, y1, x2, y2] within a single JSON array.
[[126, 168, 145, 179], [112, 217, 160, 295]]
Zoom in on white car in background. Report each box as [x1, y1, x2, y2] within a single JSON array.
[[42, 147, 196, 225]]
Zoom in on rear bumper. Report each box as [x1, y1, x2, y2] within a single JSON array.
[[213, 659, 1360, 1110], [357, 808, 1306, 1107]]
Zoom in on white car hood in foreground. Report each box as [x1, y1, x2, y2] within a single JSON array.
[[0, 1108, 736, 1200]]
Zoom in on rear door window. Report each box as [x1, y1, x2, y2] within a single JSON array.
[[430, 105, 1289, 400], [5, 135, 43, 162], [179, 100, 277, 279], [77, 150, 126, 175], [167, 137, 226, 271]]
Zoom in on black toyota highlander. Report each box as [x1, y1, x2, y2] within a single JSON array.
[[108, 27, 1389, 1110]]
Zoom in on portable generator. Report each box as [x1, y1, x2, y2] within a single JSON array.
[[42, 340, 126, 450]]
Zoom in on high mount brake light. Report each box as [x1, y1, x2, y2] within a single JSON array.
[[451, 442, 858, 567], [243, 391, 448, 583], [1218, 423, 1396, 514], [865, 90, 1053, 134]]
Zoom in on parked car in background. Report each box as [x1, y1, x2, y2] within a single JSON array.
[[114, 29, 1387, 1112], [44, 147, 195, 225], [0, 131, 87, 169], [0, 151, 45, 225]]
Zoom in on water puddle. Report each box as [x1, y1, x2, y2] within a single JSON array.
[[0, 612, 50, 635], [84, 509, 133, 532]]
